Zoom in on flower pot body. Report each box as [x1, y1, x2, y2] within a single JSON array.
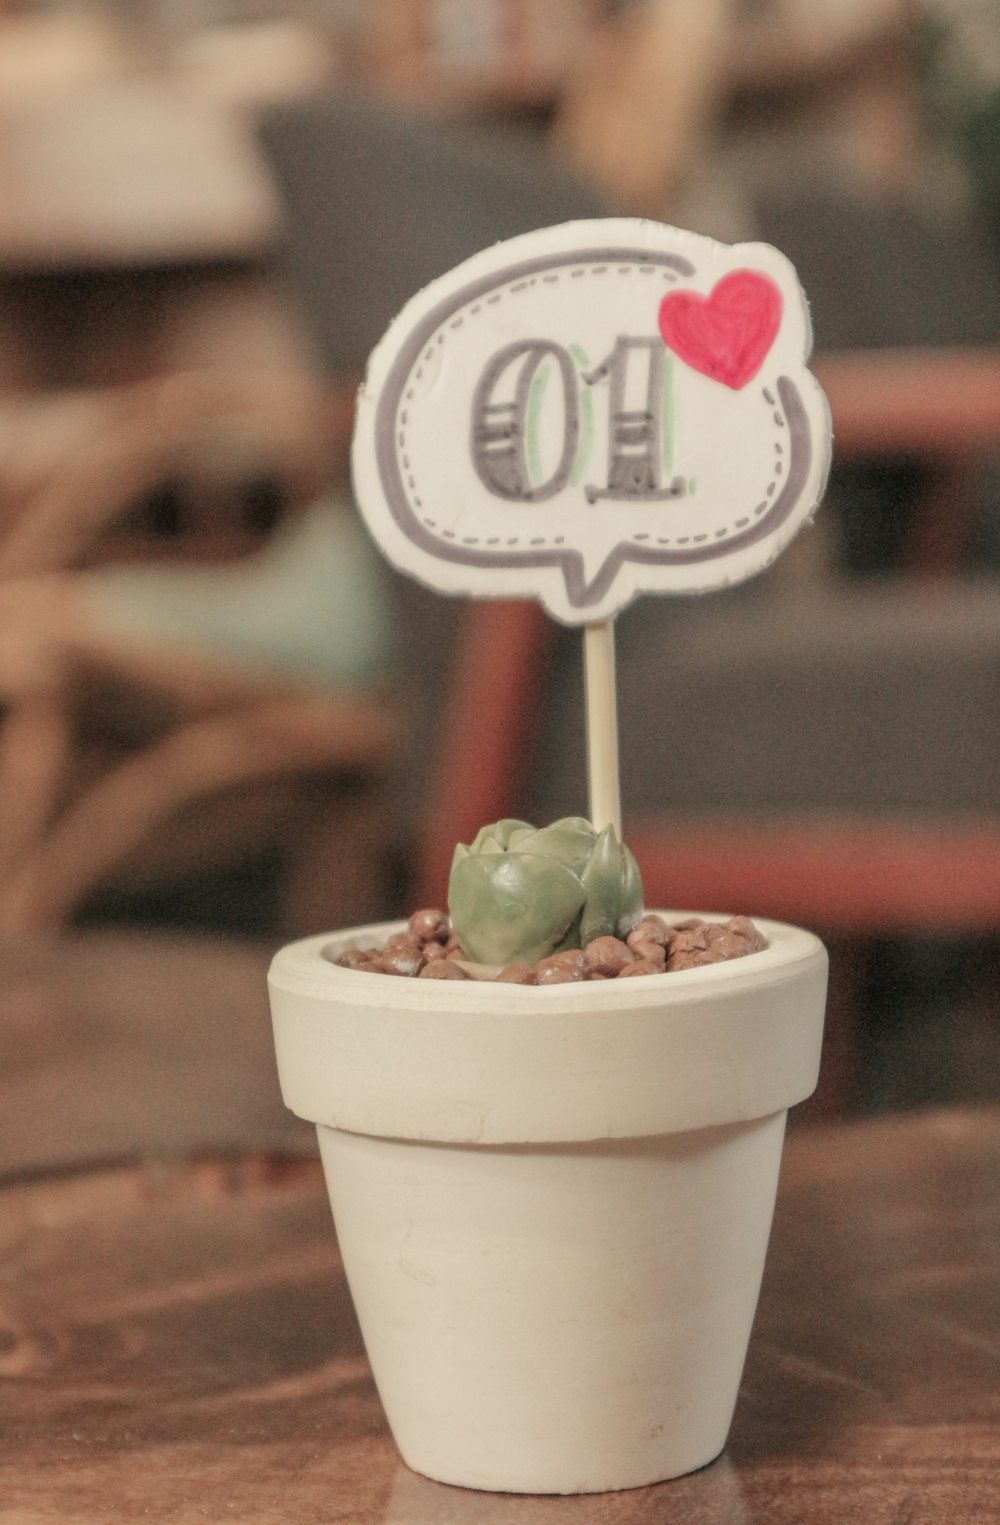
[[268, 914, 827, 1494]]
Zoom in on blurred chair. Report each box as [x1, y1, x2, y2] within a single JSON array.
[[256, 88, 603, 380], [551, 0, 734, 219], [550, 0, 913, 231], [361, 0, 598, 113], [408, 598, 550, 910], [0, 371, 398, 938], [0, 77, 277, 268], [254, 85, 603, 902]]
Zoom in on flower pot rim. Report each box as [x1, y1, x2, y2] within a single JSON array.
[[268, 912, 828, 1143], [271, 911, 823, 1013]]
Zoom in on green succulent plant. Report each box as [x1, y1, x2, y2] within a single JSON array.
[[448, 816, 644, 967]]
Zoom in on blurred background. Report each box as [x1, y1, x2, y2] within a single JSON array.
[[0, 0, 999, 1173]]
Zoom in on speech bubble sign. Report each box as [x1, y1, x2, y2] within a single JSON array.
[[352, 218, 831, 625]]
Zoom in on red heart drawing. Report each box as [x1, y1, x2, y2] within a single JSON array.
[[658, 269, 783, 389]]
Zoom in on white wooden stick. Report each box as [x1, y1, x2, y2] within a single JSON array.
[[583, 619, 621, 837]]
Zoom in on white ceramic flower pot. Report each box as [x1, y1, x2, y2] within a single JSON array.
[[268, 914, 827, 1495]]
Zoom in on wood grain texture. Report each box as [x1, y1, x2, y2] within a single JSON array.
[[0, 933, 313, 1176], [0, 1109, 997, 1522]]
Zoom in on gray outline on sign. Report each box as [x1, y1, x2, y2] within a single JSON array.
[[371, 244, 813, 609]]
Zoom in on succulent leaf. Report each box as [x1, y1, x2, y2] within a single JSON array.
[[616, 843, 644, 938], [448, 816, 645, 966], [468, 819, 532, 855], [579, 825, 623, 945], [519, 818, 597, 876], [448, 851, 586, 966]]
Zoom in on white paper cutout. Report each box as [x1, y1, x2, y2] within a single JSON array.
[[351, 219, 831, 625]]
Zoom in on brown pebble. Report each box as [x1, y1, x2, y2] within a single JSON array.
[[668, 924, 712, 957], [409, 907, 449, 943], [726, 915, 768, 953], [666, 919, 759, 972], [384, 930, 422, 952], [537, 964, 585, 984], [333, 946, 377, 971], [340, 909, 765, 984], [378, 946, 425, 978], [666, 949, 716, 971], [627, 916, 669, 949], [419, 959, 468, 979], [617, 958, 662, 978], [584, 935, 634, 977], [536, 950, 586, 984], [629, 939, 666, 970], [548, 949, 586, 969], [495, 962, 537, 985]]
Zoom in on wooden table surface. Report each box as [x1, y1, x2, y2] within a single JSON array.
[[1, 1103, 998, 1523], [0, 932, 312, 1178]]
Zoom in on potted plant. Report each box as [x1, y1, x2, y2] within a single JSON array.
[[267, 904, 826, 1494]]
